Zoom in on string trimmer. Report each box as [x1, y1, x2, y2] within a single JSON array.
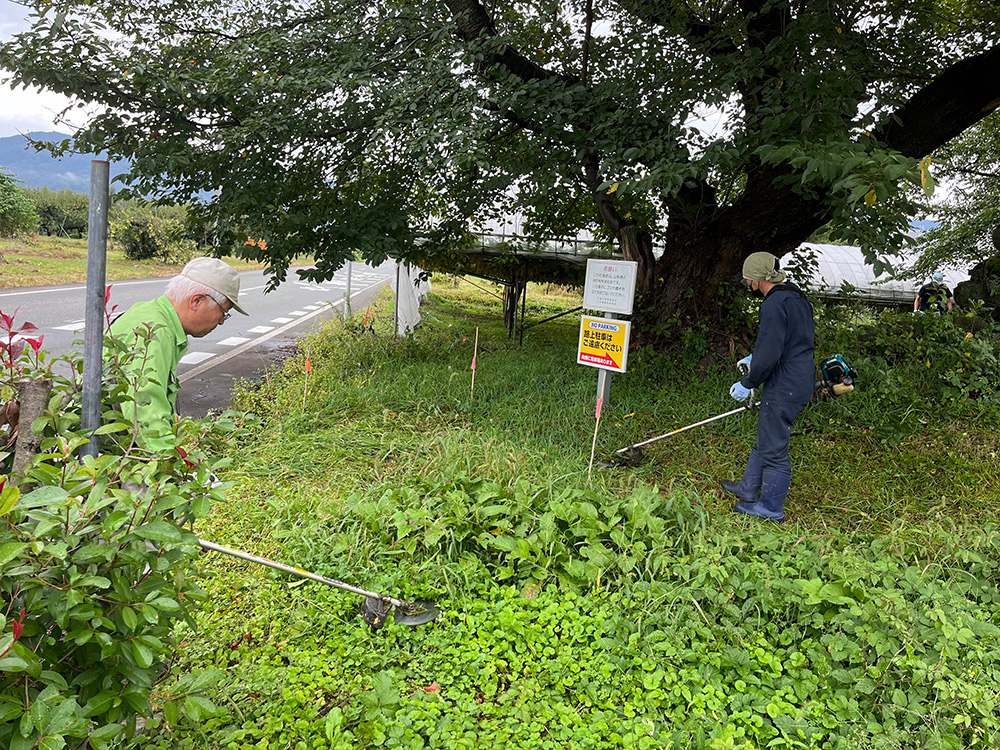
[[601, 354, 858, 467], [198, 539, 439, 630]]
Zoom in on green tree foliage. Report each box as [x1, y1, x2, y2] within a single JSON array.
[[908, 111, 1000, 280], [26, 188, 89, 237], [0, 169, 39, 238], [2, 1, 999, 336]]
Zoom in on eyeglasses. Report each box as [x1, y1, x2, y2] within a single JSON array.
[[205, 295, 232, 322]]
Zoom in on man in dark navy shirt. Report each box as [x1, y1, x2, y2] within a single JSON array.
[[913, 271, 953, 313], [722, 252, 815, 522]]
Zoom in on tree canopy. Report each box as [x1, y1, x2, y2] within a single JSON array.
[[2, 0, 999, 337], [909, 111, 1000, 280]]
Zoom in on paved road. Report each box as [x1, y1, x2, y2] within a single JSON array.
[[0, 261, 396, 417]]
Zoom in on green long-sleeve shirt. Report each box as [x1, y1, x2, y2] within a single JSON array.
[[109, 295, 188, 452]]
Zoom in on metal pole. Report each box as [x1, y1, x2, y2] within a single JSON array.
[[197, 538, 407, 607], [81, 160, 110, 460], [596, 312, 616, 409], [615, 404, 757, 454], [344, 259, 352, 318]]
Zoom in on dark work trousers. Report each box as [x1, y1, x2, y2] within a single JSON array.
[[734, 398, 808, 520]]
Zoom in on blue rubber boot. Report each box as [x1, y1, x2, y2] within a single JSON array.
[[735, 468, 790, 523], [720, 447, 762, 503]]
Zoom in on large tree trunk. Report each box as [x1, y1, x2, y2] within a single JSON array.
[[618, 170, 833, 344], [618, 225, 656, 293]]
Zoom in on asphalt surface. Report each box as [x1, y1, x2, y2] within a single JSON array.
[[0, 261, 397, 418]]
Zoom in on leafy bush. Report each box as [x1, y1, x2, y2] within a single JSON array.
[[0, 170, 39, 238], [1, 308, 255, 749], [27, 188, 89, 238], [810, 303, 1000, 442], [345, 478, 701, 586], [110, 202, 200, 263]]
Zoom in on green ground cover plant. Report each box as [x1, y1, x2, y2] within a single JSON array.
[[4, 279, 1000, 748], [118, 280, 1000, 749]]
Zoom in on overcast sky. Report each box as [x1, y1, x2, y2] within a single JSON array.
[[0, 3, 78, 138]]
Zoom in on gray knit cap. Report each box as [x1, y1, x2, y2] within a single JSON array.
[[742, 252, 786, 283]]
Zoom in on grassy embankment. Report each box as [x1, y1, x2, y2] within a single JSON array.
[[128, 279, 1000, 749], [0, 235, 268, 288]]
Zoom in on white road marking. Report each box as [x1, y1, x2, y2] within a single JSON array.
[[54, 321, 85, 331], [218, 336, 251, 346], [271, 317, 293, 323], [179, 278, 386, 383], [0, 278, 164, 298], [180, 351, 215, 364], [248, 325, 275, 334], [288, 310, 308, 317]]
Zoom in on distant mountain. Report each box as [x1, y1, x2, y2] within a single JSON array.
[[0, 131, 130, 193]]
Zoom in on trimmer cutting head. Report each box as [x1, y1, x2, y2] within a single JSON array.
[[360, 597, 440, 630], [597, 445, 648, 468]]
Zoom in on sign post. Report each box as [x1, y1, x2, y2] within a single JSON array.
[[579, 260, 637, 409]]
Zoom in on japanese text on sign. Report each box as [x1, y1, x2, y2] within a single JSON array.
[[583, 259, 638, 315], [577, 316, 631, 372]]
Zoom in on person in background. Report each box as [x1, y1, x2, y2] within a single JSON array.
[[109, 257, 247, 452], [721, 252, 815, 523], [914, 271, 953, 313]]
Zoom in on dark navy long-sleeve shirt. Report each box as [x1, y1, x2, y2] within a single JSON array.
[[740, 283, 816, 404]]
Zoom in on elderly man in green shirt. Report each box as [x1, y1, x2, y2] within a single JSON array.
[[109, 257, 247, 452]]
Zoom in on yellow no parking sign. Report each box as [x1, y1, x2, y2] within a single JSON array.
[[577, 315, 631, 373]]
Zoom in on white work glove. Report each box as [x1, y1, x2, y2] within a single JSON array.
[[730, 381, 752, 402]]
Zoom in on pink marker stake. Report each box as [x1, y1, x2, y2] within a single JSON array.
[[470, 327, 479, 400]]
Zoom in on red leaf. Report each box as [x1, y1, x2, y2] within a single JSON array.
[[16, 322, 38, 336], [175, 446, 196, 468], [423, 682, 440, 693], [11, 609, 25, 641], [27, 336, 44, 352], [105, 285, 113, 304], [0, 309, 16, 331]]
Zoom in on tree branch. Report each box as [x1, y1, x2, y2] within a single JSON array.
[[441, 0, 576, 85], [874, 44, 1000, 158], [581, 0, 594, 85]]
